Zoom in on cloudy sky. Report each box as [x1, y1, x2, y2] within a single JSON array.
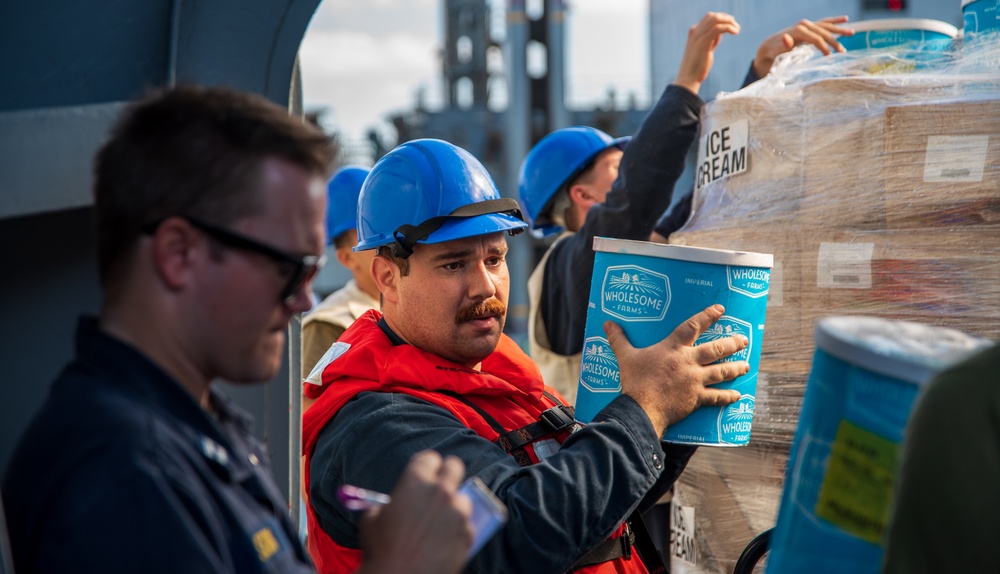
[[298, 0, 647, 156]]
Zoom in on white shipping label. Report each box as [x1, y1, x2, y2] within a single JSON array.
[[696, 119, 749, 189], [923, 135, 990, 183], [817, 243, 874, 289]]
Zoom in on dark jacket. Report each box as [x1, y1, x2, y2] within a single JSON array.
[[540, 84, 703, 358], [651, 62, 764, 240], [2, 318, 312, 574]]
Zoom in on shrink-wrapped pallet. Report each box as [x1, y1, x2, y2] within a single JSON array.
[[669, 443, 787, 574], [667, 40, 1000, 573]]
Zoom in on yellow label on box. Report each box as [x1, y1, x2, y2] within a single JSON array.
[[814, 420, 898, 544]]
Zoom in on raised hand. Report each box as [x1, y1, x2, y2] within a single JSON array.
[[753, 16, 855, 77], [674, 12, 741, 96]]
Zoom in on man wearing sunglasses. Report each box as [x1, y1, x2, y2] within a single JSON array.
[[2, 86, 474, 574]]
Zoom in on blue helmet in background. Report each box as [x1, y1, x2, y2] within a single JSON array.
[[354, 138, 527, 258], [325, 165, 370, 244], [518, 126, 630, 234]]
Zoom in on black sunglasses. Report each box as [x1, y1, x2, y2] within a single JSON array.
[[142, 216, 325, 305]]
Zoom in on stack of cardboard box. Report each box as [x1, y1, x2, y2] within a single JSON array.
[[666, 48, 1000, 574]]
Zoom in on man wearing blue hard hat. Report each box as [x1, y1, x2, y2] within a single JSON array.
[[301, 137, 750, 573], [520, 15, 854, 403], [519, 12, 741, 403], [301, 166, 379, 396]]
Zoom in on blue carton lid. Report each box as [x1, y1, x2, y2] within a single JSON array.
[[814, 316, 990, 385]]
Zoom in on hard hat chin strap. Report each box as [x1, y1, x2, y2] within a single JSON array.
[[390, 198, 524, 259]]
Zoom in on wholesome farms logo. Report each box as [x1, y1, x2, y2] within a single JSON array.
[[727, 266, 770, 298], [695, 315, 752, 364], [578, 337, 621, 393], [719, 395, 755, 444], [868, 30, 919, 49], [601, 265, 670, 322]]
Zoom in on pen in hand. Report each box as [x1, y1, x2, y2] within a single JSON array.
[[338, 484, 392, 511], [337, 477, 508, 559]]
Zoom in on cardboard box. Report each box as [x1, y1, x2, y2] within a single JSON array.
[[800, 228, 1000, 341], [798, 78, 912, 230], [694, 94, 805, 229], [883, 99, 1000, 230]]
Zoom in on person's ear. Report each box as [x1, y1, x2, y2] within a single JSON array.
[[371, 254, 400, 304], [335, 245, 354, 270], [150, 217, 202, 293], [567, 183, 589, 206], [568, 182, 600, 206]]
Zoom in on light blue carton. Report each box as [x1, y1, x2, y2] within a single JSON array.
[[963, 0, 1000, 34], [765, 316, 991, 574], [838, 18, 958, 52], [574, 237, 773, 446]]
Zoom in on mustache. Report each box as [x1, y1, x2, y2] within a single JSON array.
[[456, 298, 507, 323]]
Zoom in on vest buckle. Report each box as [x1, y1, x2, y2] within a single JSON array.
[[538, 405, 575, 432]]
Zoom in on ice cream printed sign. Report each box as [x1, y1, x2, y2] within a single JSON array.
[[696, 119, 748, 190], [574, 238, 772, 446]]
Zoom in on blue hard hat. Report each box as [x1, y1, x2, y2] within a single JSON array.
[[518, 126, 630, 232], [354, 139, 527, 257], [325, 165, 370, 244]]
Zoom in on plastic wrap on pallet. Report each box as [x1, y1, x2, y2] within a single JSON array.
[[669, 443, 788, 574], [668, 38, 1000, 573]]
